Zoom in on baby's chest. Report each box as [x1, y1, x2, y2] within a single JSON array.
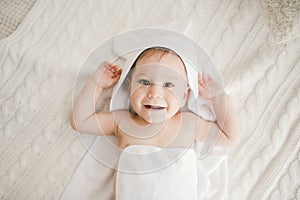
[[117, 122, 196, 149]]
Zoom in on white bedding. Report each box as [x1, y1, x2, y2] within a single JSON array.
[[0, 0, 299, 199]]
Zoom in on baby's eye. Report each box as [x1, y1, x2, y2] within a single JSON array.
[[163, 82, 175, 88], [138, 79, 151, 86]]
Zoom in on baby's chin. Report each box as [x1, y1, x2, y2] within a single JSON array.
[[145, 110, 169, 124]]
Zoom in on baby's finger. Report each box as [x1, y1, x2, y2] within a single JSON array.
[[106, 65, 117, 73], [202, 72, 208, 82], [116, 68, 122, 75], [111, 65, 119, 71], [111, 66, 121, 74], [198, 72, 204, 81], [198, 80, 205, 87], [203, 74, 212, 84], [198, 73, 202, 79], [201, 73, 208, 84], [112, 72, 122, 80]]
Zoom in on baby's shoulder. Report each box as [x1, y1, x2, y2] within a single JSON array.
[[174, 112, 199, 127], [111, 110, 131, 121], [178, 111, 200, 122]]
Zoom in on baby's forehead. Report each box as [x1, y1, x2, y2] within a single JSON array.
[[136, 50, 179, 63], [131, 64, 187, 81], [135, 51, 187, 77]]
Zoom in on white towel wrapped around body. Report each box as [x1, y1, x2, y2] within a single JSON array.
[[115, 145, 206, 200], [61, 138, 228, 200]]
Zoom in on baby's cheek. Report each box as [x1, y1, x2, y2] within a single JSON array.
[[171, 88, 186, 101], [130, 85, 143, 97], [165, 91, 181, 107]]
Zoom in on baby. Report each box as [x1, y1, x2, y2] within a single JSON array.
[[70, 47, 240, 199], [70, 47, 240, 149]]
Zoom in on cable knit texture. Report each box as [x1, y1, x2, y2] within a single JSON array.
[[0, 0, 299, 199], [0, 0, 37, 39], [259, 0, 300, 44]]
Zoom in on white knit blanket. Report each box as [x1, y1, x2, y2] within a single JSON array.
[[0, 0, 299, 200], [0, 0, 37, 39]]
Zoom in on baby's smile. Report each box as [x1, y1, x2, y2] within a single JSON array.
[[144, 104, 166, 110]]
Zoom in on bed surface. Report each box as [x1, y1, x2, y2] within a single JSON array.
[[0, 0, 36, 39], [0, 0, 299, 199]]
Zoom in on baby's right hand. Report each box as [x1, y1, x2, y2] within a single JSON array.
[[198, 72, 223, 99], [91, 61, 122, 89]]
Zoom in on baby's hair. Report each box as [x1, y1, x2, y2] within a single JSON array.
[[127, 47, 186, 80], [132, 47, 185, 69]]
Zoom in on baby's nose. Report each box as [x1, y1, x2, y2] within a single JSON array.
[[147, 84, 163, 98]]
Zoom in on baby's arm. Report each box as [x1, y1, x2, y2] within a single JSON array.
[[196, 73, 241, 146], [69, 61, 122, 135]]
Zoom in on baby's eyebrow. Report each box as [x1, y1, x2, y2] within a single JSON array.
[[133, 72, 148, 77], [165, 73, 186, 81], [163, 76, 179, 82]]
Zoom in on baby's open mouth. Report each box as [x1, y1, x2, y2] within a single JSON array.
[[144, 105, 166, 110]]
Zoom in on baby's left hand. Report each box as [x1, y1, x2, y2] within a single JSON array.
[[198, 73, 223, 100]]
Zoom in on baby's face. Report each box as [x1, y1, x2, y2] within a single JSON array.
[[129, 53, 189, 123]]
